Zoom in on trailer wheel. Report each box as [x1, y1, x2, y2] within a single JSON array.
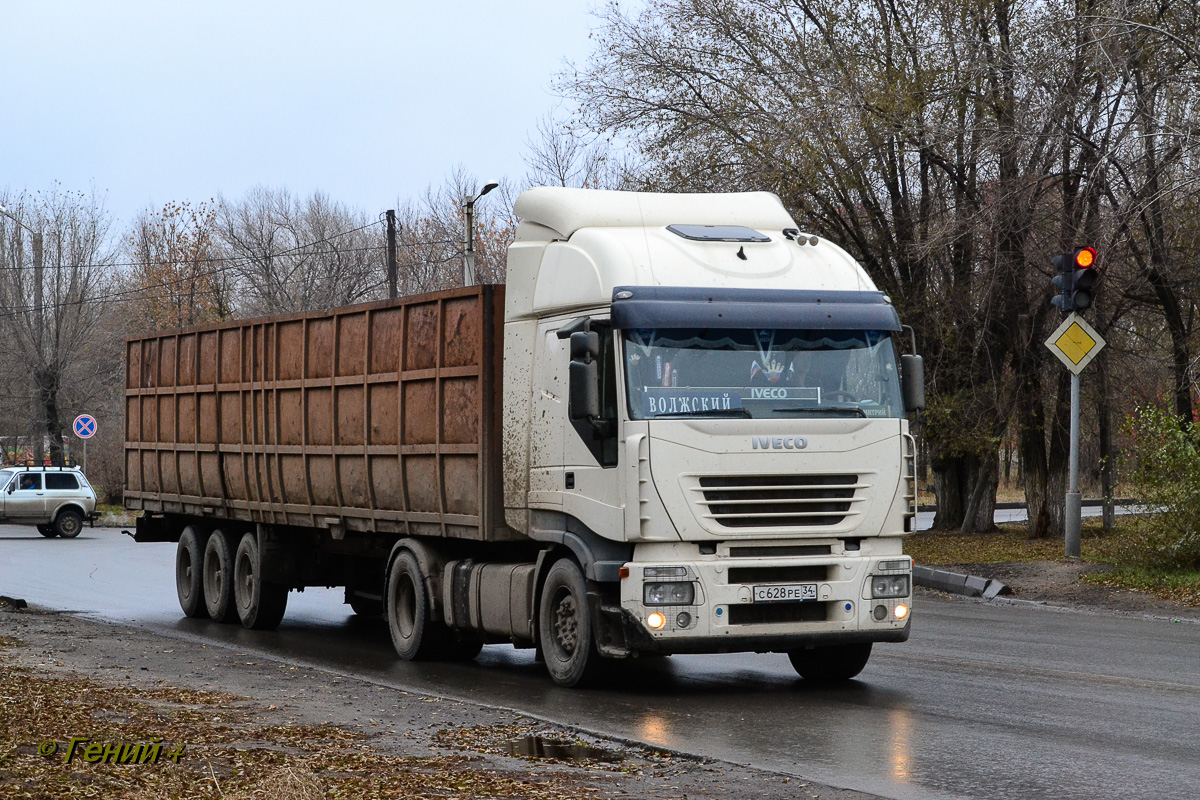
[[787, 643, 872, 682], [538, 558, 600, 687], [175, 526, 208, 618], [202, 530, 237, 623], [54, 509, 83, 539], [233, 532, 288, 630]]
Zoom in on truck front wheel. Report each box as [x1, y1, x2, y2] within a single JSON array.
[[787, 643, 872, 681], [175, 526, 207, 618], [386, 550, 443, 660], [233, 532, 288, 630], [538, 559, 600, 688]]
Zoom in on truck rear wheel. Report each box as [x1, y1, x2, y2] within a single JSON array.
[[538, 558, 600, 688], [175, 526, 208, 618], [787, 643, 872, 681], [202, 530, 237, 623], [233, 532, 288, 630]]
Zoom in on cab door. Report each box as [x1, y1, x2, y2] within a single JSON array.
[[6, 472, 47, 521], [561, 323, 623, 537]]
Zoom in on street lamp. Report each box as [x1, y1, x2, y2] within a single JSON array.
[[462, 180, 499, 287]]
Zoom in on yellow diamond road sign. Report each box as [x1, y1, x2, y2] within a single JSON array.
[[1045, 313, 1105, 374]]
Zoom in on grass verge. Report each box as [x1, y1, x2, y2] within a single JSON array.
[[905, 516, 1200, 606], [0, 637, 613, 800]]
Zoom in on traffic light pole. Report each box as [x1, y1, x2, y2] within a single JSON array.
[[1065, 371, 1082, 558], [1048, 248, 1100, 558]]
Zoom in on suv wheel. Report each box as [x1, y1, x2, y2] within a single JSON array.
[[54, 509, 84, 539]]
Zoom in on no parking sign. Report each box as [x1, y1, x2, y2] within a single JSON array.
[[73, 414, 97, 439]]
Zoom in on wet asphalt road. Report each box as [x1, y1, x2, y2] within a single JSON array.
[[2, 524, 1198, 800]]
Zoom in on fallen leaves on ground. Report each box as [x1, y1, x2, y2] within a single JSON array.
[[0, 637, 613, 799]]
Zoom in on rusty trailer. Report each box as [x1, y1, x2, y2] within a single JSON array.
[[124, 285, 512, 542]]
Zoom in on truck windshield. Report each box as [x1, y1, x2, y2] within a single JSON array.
[[623, 328, 903, 420]]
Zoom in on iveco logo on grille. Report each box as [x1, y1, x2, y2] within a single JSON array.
[[751, 436, 808, 450]]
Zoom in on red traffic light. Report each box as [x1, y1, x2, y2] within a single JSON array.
[[1074, 247, 1096, 268]]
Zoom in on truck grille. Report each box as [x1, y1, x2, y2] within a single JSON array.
[[696, 475, 864, 528]]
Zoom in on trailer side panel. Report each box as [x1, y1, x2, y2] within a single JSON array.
[[125, 286, 512, 541]]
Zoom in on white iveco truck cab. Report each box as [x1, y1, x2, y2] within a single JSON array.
[[502, 188, 923, 685]]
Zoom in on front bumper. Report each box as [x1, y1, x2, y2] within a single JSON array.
[[612, 550, 912, 655]]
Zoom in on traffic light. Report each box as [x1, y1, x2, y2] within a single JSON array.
[[1051, 247, 1097, 313]]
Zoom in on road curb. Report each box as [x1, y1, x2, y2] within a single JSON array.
[[913, 565, 1009, 600]]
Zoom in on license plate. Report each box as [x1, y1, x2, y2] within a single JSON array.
[[753, 583, 818, 603]]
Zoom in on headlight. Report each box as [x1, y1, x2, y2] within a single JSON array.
[[871, 575, 910, 599], [644, 581, 696, 606]]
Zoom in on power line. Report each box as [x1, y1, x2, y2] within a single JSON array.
[[0, 217, 387, 272], [0, 232, 492, 321]]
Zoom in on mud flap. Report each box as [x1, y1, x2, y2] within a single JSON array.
[[133, 514, 176, 543], [587, 590, 636, 658]]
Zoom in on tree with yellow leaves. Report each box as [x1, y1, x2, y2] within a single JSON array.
[[127, 200, 230, 331]]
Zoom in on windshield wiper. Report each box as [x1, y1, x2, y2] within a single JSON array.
[[653, 407, 753, 419], [771, 406, 867, 418]]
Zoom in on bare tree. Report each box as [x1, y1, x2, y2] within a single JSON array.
[[524, 114, 632, 189], [216, 187, 385, 315], [562, 0, 1200, 535], [0, 188, 116, 465]]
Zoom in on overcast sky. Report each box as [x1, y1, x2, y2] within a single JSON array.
[[1, 1, 604, 224]]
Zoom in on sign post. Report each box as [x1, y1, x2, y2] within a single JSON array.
[[1044, 314, 1105, 557], [72, 414, 97, 473]]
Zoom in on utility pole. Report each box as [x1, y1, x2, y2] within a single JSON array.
[[33, 227, 44, 354], [0, 204, 52, 462], [385, 209, 397, 299]]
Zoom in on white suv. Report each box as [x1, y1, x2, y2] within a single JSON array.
[[0, 466, 98, 538]]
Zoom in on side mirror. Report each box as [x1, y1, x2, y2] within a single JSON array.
[[5, 483, 12, 495], [568, 331, 601, 421], [901, 354, 925, 412], [569, 330, 599, 361]]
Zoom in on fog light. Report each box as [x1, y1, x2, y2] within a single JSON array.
[[873, 604, 888, 621], [676, 612, 691, 628], [895, 603, 909, 620], [647, 612, 666, 630]]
